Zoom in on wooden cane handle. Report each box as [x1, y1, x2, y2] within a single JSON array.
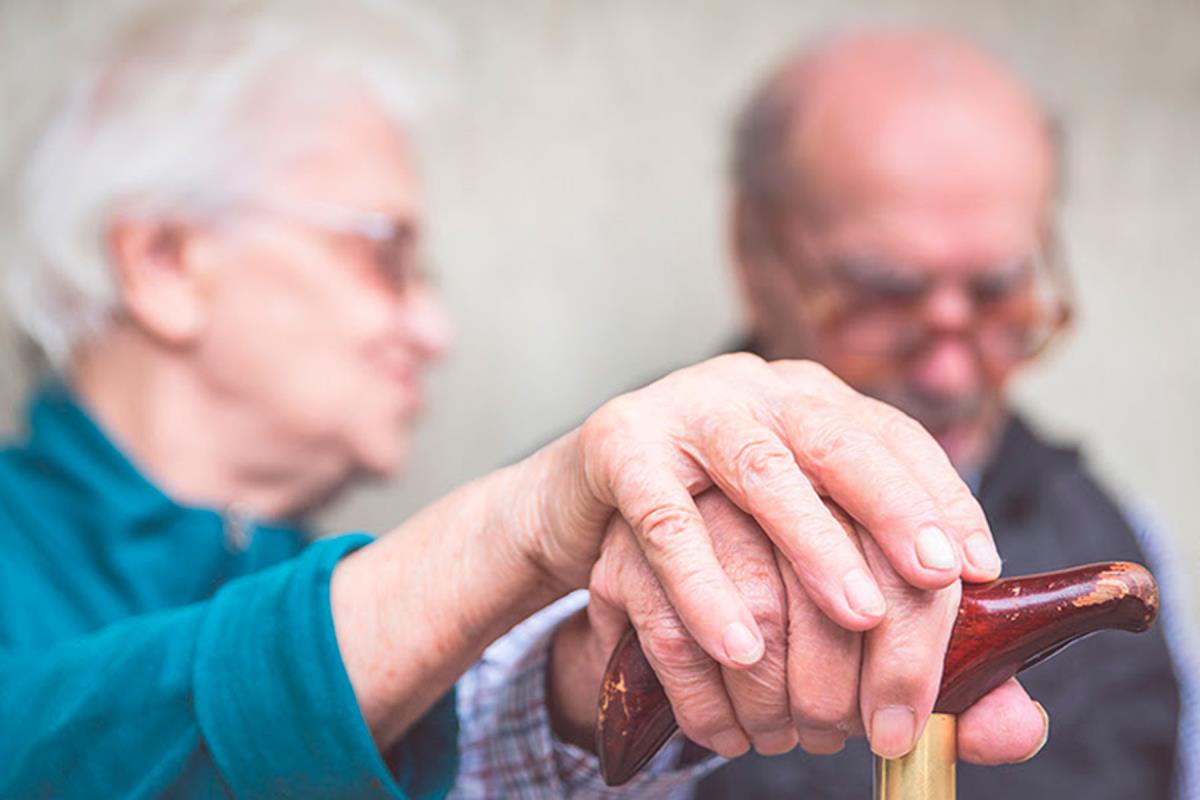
[[598, 561, 1159, 786]]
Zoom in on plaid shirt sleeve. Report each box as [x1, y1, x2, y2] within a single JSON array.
[[1122, 507, 1200, 800], [449, 591, 720, 799]]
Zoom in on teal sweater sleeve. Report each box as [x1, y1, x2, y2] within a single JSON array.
[[0, 535, 459, 799]]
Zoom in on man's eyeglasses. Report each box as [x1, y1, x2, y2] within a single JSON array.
[[788, 237, 1073, 364]]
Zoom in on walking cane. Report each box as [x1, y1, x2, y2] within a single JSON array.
[[597, 562, 1159, 798]]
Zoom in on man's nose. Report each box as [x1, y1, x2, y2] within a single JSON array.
[[913, 284, 979, 396], [923, 283, 974, 334]]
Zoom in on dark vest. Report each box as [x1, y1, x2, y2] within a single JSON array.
[[695, 415, 1181, 799]]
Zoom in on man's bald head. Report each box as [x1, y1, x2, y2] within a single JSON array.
[[730, 30, 1068, 473], [733, 30, 1059, 220]]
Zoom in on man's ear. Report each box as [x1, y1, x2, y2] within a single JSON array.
[[107, 218, 208, 347], [729, 194, 782, 338]]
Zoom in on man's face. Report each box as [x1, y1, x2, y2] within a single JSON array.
[[185, 98, 453, 481], [740, 69, 1058, 472]]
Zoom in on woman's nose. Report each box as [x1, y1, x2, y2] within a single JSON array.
[[402, 285, 455, 362]]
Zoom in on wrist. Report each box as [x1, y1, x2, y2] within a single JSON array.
[[330, 463, 571, 748], [511, 429, 611, 594], [476, 458, 568, 614]]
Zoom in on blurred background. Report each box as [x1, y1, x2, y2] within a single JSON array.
[[1, 0, 1197, 611]]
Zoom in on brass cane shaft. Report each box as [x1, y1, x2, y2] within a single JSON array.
[[875, 713, 957, 800]]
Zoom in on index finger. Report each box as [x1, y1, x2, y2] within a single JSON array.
[[598, 441, 768, 671], [860, 397, 1002, 582], [768, 360, 1000, 587], [856, 530, 960, 759], [775, 396, 966, 591]]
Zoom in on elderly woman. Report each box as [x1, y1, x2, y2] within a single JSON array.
[[0, 3, 1047, 798]]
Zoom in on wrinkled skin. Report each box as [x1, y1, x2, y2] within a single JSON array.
[[574, 489, 1045, 764]]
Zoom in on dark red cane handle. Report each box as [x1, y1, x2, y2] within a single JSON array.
[[598, 561, 1159, 786]]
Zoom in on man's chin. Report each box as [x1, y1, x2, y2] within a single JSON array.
[[929, 423, 990, 477], [872, 390, 996, 475], [931, 426, 967, 466]]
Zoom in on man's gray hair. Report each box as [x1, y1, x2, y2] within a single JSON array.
[[6, 0, 450, 365], [729, 51, 815, 214]]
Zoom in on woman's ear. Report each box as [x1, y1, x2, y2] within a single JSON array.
[[107, 218, 208, 347]]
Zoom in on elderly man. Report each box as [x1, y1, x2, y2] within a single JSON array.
[[0, 6, 1049, 799], [694, 30, 1194, 799]]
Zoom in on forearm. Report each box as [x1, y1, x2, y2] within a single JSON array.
[[331, 444, 575, 749]]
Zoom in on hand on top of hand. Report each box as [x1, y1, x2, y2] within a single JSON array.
[[534, 353, 1001, 664], [531, 353, 1031, 759]]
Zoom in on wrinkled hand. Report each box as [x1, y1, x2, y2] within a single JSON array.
[[533, 354, 1002, 669], [573, 490, 1047, 763]]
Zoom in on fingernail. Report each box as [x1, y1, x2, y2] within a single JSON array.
[[916, 525, 957, 571], [844, 568, 887, 617], [870, 706, 917, 759], [964, 531, 1002, 577], [723, 621, 764, 666], [753, 727, 799, 755], [1018, 701, 1051, 763], [711, 729, 751, 758]]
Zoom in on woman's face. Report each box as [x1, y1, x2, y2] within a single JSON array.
[[184, 99, 453, 481]]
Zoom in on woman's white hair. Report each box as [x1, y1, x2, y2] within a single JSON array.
[[6, 0, 450, 365]]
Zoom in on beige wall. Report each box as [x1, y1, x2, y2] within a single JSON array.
[[1, 0, 1197, 613]]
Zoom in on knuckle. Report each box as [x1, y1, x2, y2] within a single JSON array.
[[729, 681, 793, 732], [729, 438, 796, 489], [641, 617, 708, 676], [747, 599, 787, 644], [874, 659, 935, 700], [718, 547, 789, 610], [635, 502, 702, 554], [872, 477, 943, 531], [791, 690, 857, 730], [782, 358, 834, 382], [802, 416, 868, 470], [581, 395, 637, 452], [741, 708, 794, 735], [775, 359, 851, 397], [794, 358, 836, 383], [714, 351, 767, 375], [676, 713, 738, 748], [667, 685, 738, 743], [941, 483, 987, 525], [879, 405, 933, 444]]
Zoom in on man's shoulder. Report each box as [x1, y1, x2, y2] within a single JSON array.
[[985, 414, 1124, 510], [980, 413, 1148, 565]]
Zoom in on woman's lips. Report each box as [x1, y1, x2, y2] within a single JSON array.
[[380, 363, 425, 414]]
